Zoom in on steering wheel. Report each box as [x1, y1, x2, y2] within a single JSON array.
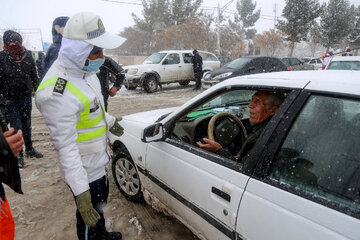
[[208, 112, 247, 148]]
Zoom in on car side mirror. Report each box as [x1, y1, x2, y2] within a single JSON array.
[[162, 59, 169, 65], [248, 66, 256, 72], [142, 123, 165, 142]]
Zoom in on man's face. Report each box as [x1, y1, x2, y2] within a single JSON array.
[[88, 48, 104, 60], [248, 91, 279, 124]]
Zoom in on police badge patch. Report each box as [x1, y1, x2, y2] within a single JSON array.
[[53, 77, 68, 94]]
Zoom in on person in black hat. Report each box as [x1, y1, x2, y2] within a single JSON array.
[[191, 49, 203, 90], [0, 30, 43, 168]]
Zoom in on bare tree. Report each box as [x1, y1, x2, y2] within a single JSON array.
[[254, 29, 284, 57], [154, 18, 208, 50]]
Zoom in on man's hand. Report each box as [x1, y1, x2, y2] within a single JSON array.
[[75, 190, 100, 227], [108, 86, 118, 97], [109, 117, 124, 136], [196, 138, 222, 153], [4, 128, 24, 157]]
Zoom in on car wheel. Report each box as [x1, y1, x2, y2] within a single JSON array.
[[112, 151, 143, 202], [143, 75, 158, 93], [179, 80, 190, 86], [124, 80, 138, 90], [125, 84, 137, 90]]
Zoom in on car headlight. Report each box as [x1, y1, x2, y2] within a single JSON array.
[[203, 73, 212, 81], [213, 72, 232, 80], [127, 68, 138, 75]]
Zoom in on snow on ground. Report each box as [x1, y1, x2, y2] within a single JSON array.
[[7, 83, 200, 240]]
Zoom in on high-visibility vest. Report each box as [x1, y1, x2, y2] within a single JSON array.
[[37, 77, 106, 142]]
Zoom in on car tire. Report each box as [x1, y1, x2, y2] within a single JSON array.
[[143, 75, 158, 93], [112, 151, 143, 202], [179, 80, 190, 86], [125, 84, 137, 90]]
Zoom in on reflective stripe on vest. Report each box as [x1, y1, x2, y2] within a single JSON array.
[[37, 77, 106, 142]]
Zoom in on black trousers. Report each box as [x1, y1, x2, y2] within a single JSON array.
[[5, 97, 33, 151], [75, 175, 109, 240], [194, 71, 202, 89]]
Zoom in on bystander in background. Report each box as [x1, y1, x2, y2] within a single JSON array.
[[97, 56, 124, 111], [42, 16, 69, 75], [0, 30, 43, 168]]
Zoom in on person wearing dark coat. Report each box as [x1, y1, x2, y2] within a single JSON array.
[[42, 16, 69, 75], [96, 56, 124, 111], [35, 52, 45, 82], [0, 117, 24, 239], [197, 91, 285, 163], [191, 49, 203, 90], [0, 30, 43, 168]]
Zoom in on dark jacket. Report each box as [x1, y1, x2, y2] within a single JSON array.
[[216, 117, 271, 162], [0, 49, 38, 99], [97, 56, 124, 109], [192, 53, 203, 73], [42, 16, 69, 74], [0, 112, 23, 200]]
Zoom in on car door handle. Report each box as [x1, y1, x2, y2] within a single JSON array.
[[178, 66, 182, 68], [211, 187, 231, 202]]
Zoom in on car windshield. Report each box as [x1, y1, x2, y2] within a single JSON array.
[[301, 58, 311, 62], [143, 53, 167, 64], [224, 58, 252, 69], [184, 90, 255, 120], [327, 61, 360, 70]]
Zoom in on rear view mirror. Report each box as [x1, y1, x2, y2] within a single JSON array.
[[248, 66, 256, 71], [142, 123, 164, 142]]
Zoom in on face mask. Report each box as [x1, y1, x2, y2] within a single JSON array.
[[83, 58, 105, 72]]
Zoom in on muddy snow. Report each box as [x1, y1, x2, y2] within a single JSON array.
[[6, 83, 201, 240]]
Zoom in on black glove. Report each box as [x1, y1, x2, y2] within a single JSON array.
[[109, 117, 124, 136]]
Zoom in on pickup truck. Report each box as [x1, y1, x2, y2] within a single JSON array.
[[123, 50, 221, 93]]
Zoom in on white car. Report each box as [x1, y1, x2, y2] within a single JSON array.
[[108, 70, 360, 240], [325, 56, 360, 70], [301, 57, 323, 70], [123, 50, 220, 93]]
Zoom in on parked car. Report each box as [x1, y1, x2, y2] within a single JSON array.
[[325, 56, 360, 70], [281, 57, 315, 70], [218, 56, 232, 67], [301, 57, 323, 70], [123, 50, 220, 93], [108, 70, 360, 240], [202, 56, 287, 89]]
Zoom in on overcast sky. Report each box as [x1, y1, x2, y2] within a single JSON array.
[[1, 0, 359, 50]]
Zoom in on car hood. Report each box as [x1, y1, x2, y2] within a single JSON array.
[[208, 67, 237, 77], [123, 107, 178, 124], [108, 107, 178, 144]]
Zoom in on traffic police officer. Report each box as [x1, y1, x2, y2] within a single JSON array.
[[35, 12, 125, 240]]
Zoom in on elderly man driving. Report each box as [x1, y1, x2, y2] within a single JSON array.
[[196, 90, 285, 162]]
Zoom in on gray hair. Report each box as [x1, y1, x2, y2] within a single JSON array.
[[264, 91, 286, 108]]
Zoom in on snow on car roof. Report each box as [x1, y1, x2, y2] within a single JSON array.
[[158, 50, 216, 55], [330, 56, 360, 61], [214, 70, 360, 96]]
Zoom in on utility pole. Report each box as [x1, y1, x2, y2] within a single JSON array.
[[216, 0, 235, 56], [273, 3, 277, 29]]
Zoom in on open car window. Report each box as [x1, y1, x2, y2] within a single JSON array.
[[170, 89, 289, 163]]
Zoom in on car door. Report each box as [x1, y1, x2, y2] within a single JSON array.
[[181, 52, 194, 80], [245, 58, 266, 75], [159, 53, 182, 82], [236, 91, 360, 239], [143, 89, 260, 240]]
